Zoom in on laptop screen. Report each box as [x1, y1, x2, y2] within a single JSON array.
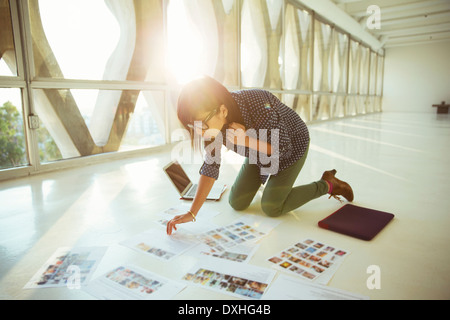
[[164, 162, 191, 194]]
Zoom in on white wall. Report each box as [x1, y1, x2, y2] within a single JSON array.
[[383, 40, 450, 113]]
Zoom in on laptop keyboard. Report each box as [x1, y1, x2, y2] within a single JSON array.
[[186, 184, 197, 197]]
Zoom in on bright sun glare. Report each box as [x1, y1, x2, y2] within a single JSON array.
[[167, 0, 206, 84]]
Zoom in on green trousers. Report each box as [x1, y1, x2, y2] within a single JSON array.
[[228, 146, 329, 217]]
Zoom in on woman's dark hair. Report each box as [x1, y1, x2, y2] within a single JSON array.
[[177, 76, 243, 142]]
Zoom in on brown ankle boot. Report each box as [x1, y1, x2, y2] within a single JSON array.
[[321, 169, 354, 202]]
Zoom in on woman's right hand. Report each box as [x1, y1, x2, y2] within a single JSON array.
[[166, 212, 195, 235], [166, 174, 215, 236]]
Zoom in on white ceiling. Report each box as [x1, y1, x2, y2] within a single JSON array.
[[330, 0, 450, 48]]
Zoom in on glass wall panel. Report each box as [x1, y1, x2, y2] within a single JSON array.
[[30, 0, 165, 82], [346, 95, 357, 116], [369, 51, 377, 95], [366, 96, 375, 113], [264, 0, 283, 89], [166, 0, 239, 86], [36, 119, 62, 163], [121, 91, 165, 151], [0, 0, 18, 77], [283, 4, 312, 120], [376, 55, 384, 96], [312, 94, 333, 121], [359, 46, 370, 96], [334, 95, 346, 118], [348, 40, 360, 95], [357, 96, 366, 114], [241, 0, 266, 87], [333, 31, 348, 94], [374, 96, 382, 112], [313, 20, 333, 93], [282, 94, 311, 122], [211, 0, 239, 87], [0, 88, 28, 169], [33, 89, 165, 163], [241, 0, 282, 88]]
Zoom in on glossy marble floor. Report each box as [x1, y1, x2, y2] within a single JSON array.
[[1, 112, 449, 300]]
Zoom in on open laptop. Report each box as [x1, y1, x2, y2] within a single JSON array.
[[163, 161, 226, 200]]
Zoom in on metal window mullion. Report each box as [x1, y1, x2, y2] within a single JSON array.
[[16, 0, 42, 173], [29, 79, 168, 91], [0, 0, 32, 180], [7, 0, 39, 174], [0, 78, 26, 88]]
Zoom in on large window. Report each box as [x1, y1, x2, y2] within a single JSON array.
[[0, 0, 385, 179], [35, 0, 120, 81], [0, 88, 27, 169], [32, 89, 165, 162], [1, 0, 28, 171], [28, 0, 166, 163]]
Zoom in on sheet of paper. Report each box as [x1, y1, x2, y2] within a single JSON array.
[[191, 243, 260, 263], [154, 205, 220, 234], [181, 258, 276, 300], [24, 246, 107, 289], [237, 214, 282, 234], [120, 228, 198, 261], [84, 264, 185, 300], [158, 205, 220, 221], [263, 274, 369, 300], [267, 238, 349, 284], [197, 214, 280, 253]]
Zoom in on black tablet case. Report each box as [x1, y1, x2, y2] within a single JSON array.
[[318, 204, 394, 241]]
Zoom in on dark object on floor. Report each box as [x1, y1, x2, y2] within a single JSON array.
[[318, 204, 395, 241]]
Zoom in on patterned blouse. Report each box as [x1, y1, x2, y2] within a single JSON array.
[[199, 89, 310, 184]]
